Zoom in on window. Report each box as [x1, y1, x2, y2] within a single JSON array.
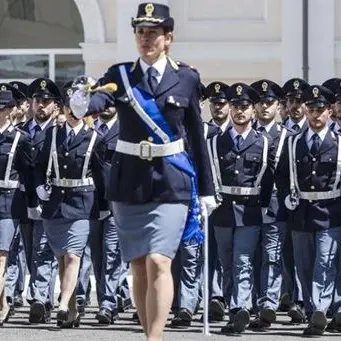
[[7, 0, 35, 21]]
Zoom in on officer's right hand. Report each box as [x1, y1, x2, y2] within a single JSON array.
[[36, 185, 50, 201]]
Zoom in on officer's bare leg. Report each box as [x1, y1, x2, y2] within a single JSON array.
[[59, 254, 81, 311], [131, 256, 148, 333], [0, 251, 9, 319], [146, 253, 173, 341]]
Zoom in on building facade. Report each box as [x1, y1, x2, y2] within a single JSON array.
[[0, 0, 340, 87]]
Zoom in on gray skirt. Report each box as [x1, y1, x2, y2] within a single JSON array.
[[111, 201, 189, 262], [0, 219, 19, 252], [43, 218, 91, 258]]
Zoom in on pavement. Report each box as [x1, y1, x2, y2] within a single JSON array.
[[1, 293, 341, 341]]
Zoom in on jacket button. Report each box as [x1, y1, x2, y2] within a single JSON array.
[[63, 165, 67, 169], [312, 171, 316, 175], [61, 189, 65, 194], [31, 147, 35, 151], [312, 158, 316, 162], [236, 155, 240, 159], [65, 152, 69, 157], [147, 136, 154, 142], [311, 185, 315, 190], [232, 201, 236, 205], [234, 170, 239, 175]]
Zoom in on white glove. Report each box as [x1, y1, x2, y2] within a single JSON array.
[[199, 196, 217, 216], [27, 206, 43, 220], [36, 185, 50, 201], [99, 210, 111, 221]]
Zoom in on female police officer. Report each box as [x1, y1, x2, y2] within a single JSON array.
[[0, 89, 30, 325], [70, 3, 216, 340], [35, 82, 103, 328]]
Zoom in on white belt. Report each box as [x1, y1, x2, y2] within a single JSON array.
[[299, 190, 341, 201], [221, 186, 261, 196], [116, 139, 184, 160], [0, 180, 19, 189], [51, 177, 94, 187]]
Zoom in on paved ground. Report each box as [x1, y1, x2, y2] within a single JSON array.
[[1, 295, 341, 341]]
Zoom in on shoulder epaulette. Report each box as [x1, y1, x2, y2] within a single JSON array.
[[175, 60, 199, 74]]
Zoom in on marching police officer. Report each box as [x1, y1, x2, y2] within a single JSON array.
[[70, 2, 216, 339], [322, 78, 341, 133], [249, 79, 294, 329], [281, 77, 309, 321], [20, 78, 60, 323], [277, 85, 341, 336], [90, 99, 132, 324], [0, 89, 31, 325], [34, 81, 104, 328], [209, 83, 275, 334]]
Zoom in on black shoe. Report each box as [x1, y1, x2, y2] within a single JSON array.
[[288, 304, 305, 324], [249, 317, 271, 330], [170, 308, 192, 328], [303, 324, 324, 337], [85, 297, 91, 306], [96, 308, 118, 325], [208, 298, 225, 321], [57, 310, 81, 329], [14, 294, 24, 308], [260, 308, 276, 324], [221, 321, 239, 334], [56, 309, 68, 327], [29, 301, 46, 324], [233, 309, 250, 333], [311, 311, 327, 330], [132, 311, 140, 324], [117, 297, 132, 312], [9, 304, 15, 317]]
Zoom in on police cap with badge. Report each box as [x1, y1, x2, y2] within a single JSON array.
[[227, 83, 260, 105], [251, 79, 284, 103], [302, 85, 335, 108], [0, 83, 26, 104], [61, 81, 79, 107], [0, 90, 15, 110], [206, 81, 230, 104], [322, 78, 341, 101], [28, 78, 61, 100], [131, 2, 174, 31], [9, 81, 29, 98], [282, 78, 310, 99]]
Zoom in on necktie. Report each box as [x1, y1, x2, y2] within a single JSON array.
[[68, 129, 75, 146], [236, 135, 243, 150], [292, 124, 300, 132], [147, 66, 159, 94], [99, 123, 108, 136], [257, 126, 266, 133], [310, 133, 320, 155], [32, 125, 41, 139]]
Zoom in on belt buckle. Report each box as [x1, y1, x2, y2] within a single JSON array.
[[231, 187, 241, 195], [139, 141, 153, 161]]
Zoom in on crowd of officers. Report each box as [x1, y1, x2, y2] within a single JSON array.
[[1, 75, 341, 337]]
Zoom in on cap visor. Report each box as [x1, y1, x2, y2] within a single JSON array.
[[231, 99, 253, 106], [209, 98, 228, 104]]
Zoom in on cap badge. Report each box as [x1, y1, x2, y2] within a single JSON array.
[[214, 83, 221, 93], [236, 85, 243, 96], [293, 80, 300, 90], [67, 88, 73, 97], [0, 85, 7, 91], [312, 87, 319, 98], [40, 80, 47, 90], [262, 82, 268, 92], [145, 3, 154, 17]]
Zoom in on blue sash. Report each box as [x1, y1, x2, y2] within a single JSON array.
[[125, 66, 203, 244]]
